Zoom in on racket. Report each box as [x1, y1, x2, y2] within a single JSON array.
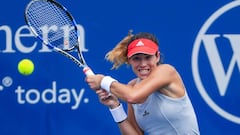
[[24, 0, 94, 76]]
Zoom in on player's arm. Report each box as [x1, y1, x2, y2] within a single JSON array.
[[97, 81, 143, 135], [86, 64, 179, 103], [118, 119, 143, 135], [109, 102, 143, 135], [116, 80, 143, 135], [123, 103, 144, 135], [108, 64, 175, 103]]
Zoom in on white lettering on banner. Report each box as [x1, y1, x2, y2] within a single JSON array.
[[15, 81, 87, 110], [192, 0, 240, 124], [0, 25, 14, 52], [15, 25, 37, 53], [0, 24, 88, 53]]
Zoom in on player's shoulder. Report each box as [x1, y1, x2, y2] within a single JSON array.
[[155, 64, 179, 77], [157, 64, 176, 71]]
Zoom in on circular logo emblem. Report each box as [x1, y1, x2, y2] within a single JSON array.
[[192, 0, 240, 124]]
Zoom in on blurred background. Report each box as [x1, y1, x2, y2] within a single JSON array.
[[0, 0, 240, 134]]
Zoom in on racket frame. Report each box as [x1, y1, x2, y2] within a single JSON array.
[[25, 0, 94, 75]]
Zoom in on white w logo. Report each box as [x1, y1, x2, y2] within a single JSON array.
[[202, 34, 240, 96], [192, 0, 240, 124]]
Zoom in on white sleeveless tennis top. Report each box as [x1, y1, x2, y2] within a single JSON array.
[[132, 81, 200, 135]]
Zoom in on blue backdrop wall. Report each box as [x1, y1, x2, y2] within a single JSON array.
[[0, 0, 240, 135]]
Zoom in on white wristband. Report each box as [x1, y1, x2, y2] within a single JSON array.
[[100, 76, 117, 93], [109, 104, 127, 123]]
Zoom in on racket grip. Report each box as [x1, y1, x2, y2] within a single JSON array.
[[83, 67, 95, 76]]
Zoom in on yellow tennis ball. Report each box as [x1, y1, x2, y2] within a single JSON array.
[[18, 59, 34, 75]]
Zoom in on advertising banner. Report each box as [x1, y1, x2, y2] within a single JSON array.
[[0, 0, 239, 134]]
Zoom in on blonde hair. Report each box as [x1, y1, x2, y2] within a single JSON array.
[[105, 30, 133, 69]]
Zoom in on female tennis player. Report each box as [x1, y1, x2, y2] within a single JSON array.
[[85, 32, 200, 135]]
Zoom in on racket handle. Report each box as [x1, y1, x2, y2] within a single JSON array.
[[83, 67, 95, 76]]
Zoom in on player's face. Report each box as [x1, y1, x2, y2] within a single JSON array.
[[128, 53, 160, 79]]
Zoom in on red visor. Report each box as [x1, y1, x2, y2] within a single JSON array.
[[127, 38, 159, 58]]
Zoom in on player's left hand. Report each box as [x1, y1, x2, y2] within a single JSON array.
[[96, 89, 120, 109]]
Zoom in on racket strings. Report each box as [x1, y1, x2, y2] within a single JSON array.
[[26, 1, 78, 50]]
